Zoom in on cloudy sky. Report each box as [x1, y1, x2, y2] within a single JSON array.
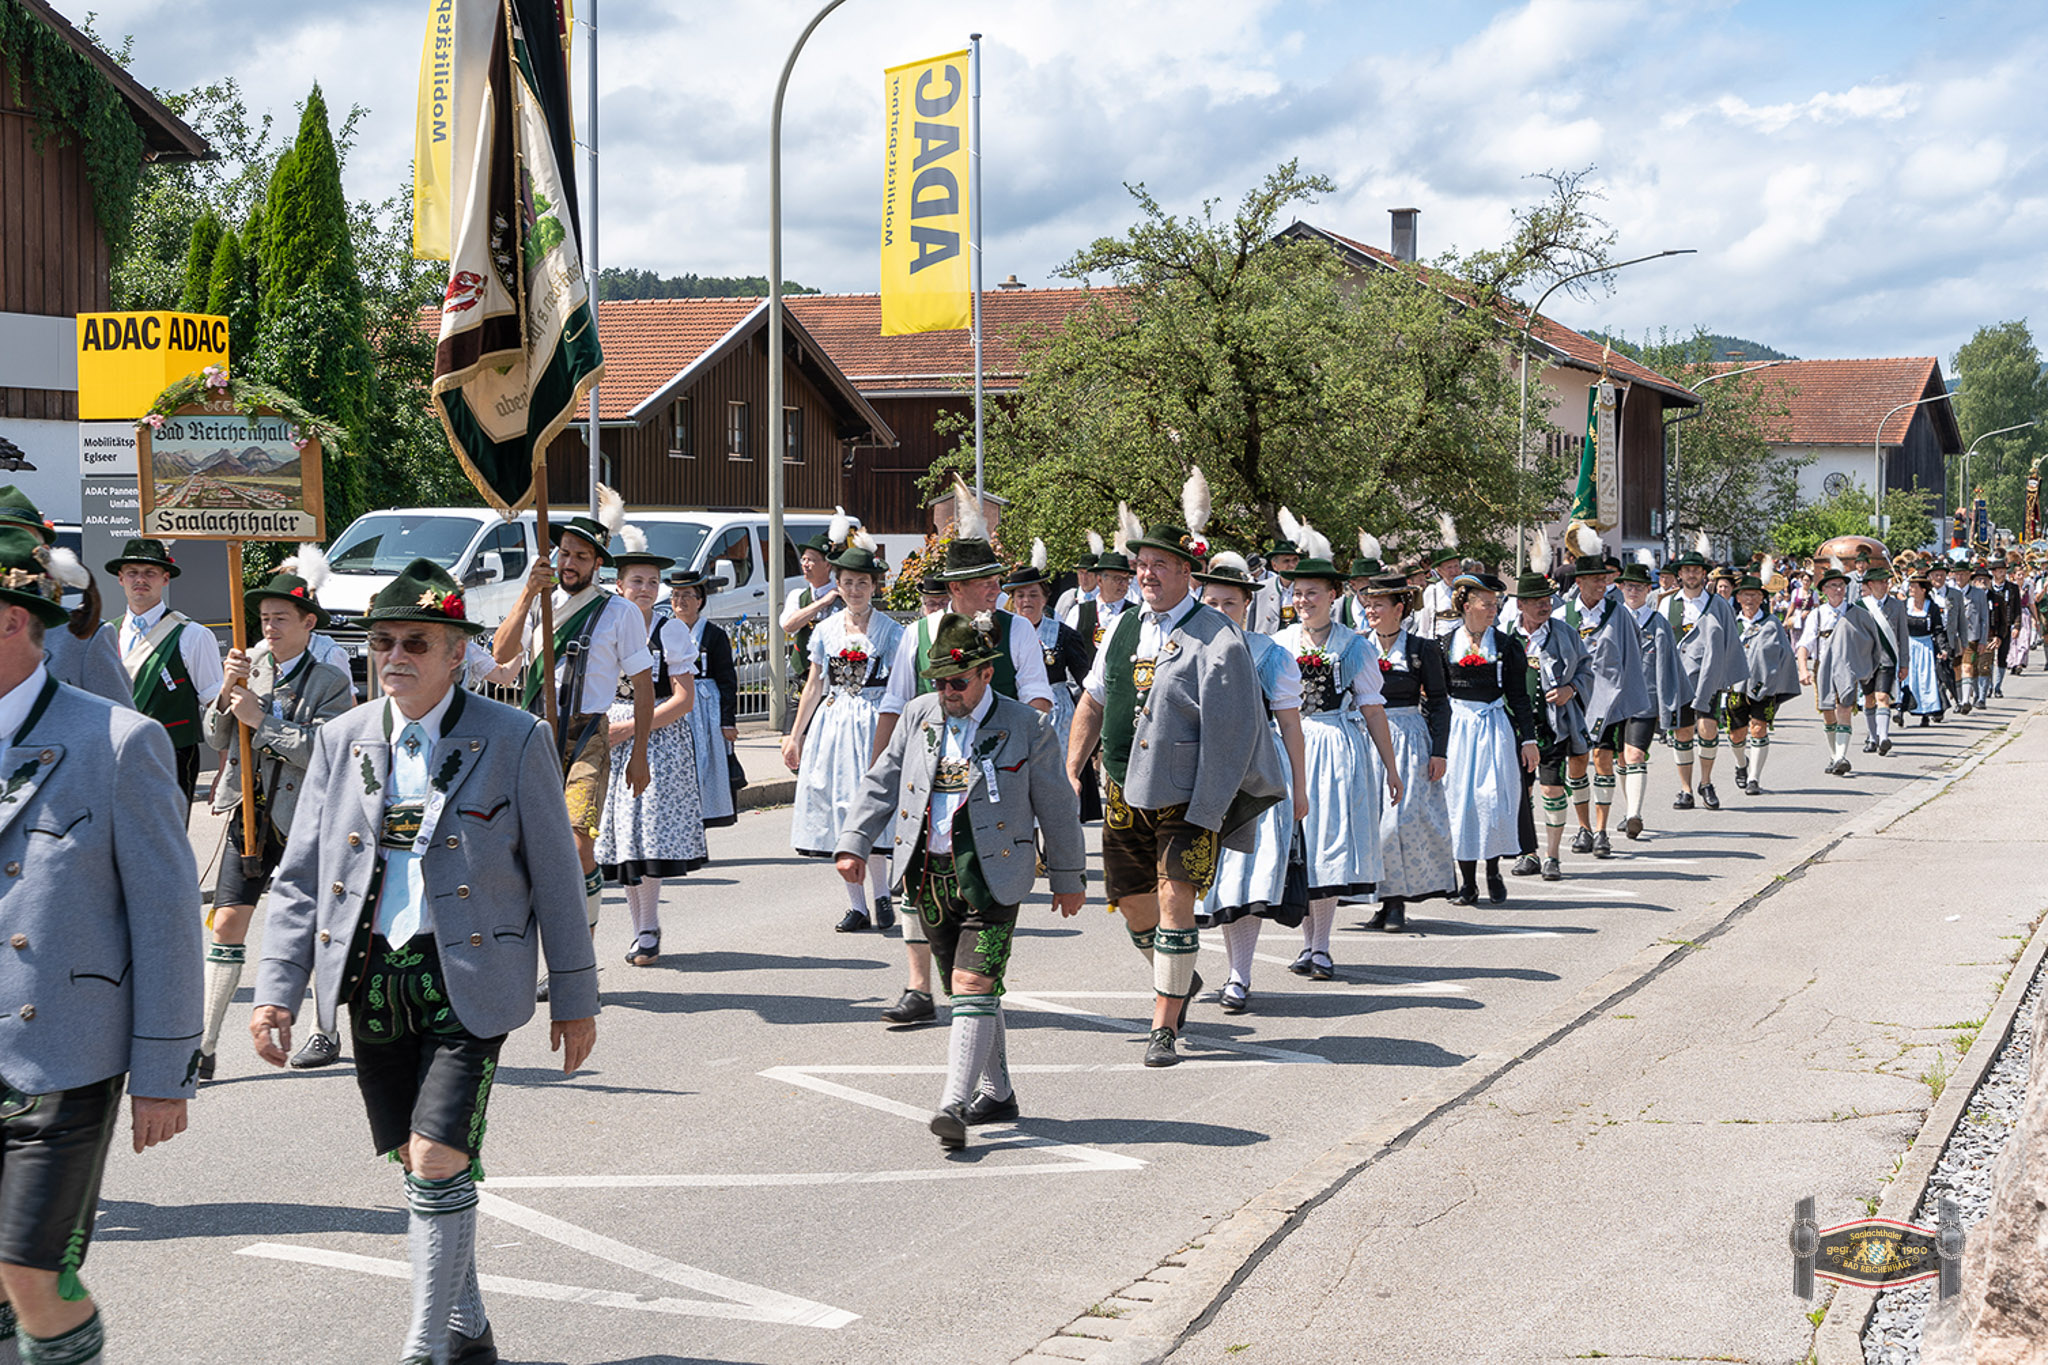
[[81, 0, 2048, 364]]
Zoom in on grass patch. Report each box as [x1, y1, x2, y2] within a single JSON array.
[[1083, 1302, 1124, 1319], [1922, 1054, 1951, 1103]]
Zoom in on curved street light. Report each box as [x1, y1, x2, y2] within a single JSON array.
[[766, 0, 852, 729], [1871, 390, 1956, 536], [1514, 248, 1696, 573], [1956, 418, 2040, 526]]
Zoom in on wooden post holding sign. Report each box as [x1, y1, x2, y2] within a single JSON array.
[[137, 398, 324, 875]]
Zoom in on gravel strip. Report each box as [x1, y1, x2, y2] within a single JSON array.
[[1863, 954, 2048, 1364]]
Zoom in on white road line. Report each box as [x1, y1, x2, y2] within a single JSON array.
[[236, 1239, 859, 1329], [1405, 921, 1572, 937], [1003, 993, 1331, 1064]]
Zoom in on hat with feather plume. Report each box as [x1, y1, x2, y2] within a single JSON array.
[[552, 484, 627, 564], [1124, 466, 1212, 564], [246, 541, 334, 628], [939, 476, 1005, 581], [1002, 537, 1052, 589], [610, 523, 675, 574]]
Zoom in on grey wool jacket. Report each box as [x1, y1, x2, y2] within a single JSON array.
[[205, 645, 355, 838]]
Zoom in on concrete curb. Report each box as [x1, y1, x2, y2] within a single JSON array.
[[1814, 709, 2048, 1364], [1015, 706, 2043, 1365], [736, 778, 795, 812]]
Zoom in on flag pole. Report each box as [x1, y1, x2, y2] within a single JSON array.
[[582, 0, 601, 519], [534, 476, 560, 736], [969, 31, 984, 505], [225, 541, 262, 877]]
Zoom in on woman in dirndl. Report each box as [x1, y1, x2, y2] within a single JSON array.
[[1905, 572, 1949, 724], [668, 570, 740, 830], [782, 534, 905, 931], [1359, 572, 1455, 931], [1002, 539, 1091, 758], [1271, 534, 1401, 981], [1442, 573, 1539, 906], [598, 531, 709, 966], [1191, 553, 1308, 1014]]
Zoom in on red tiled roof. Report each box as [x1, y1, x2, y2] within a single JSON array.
[[1697, 357, 1958, 447], [1300, 226, 1700, 406], [787, 288, 1120, 393]]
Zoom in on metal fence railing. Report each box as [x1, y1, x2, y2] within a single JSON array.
[[727, 614, 775, 724]]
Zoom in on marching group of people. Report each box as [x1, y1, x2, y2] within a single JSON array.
[[2, 453, 2042, 1364]]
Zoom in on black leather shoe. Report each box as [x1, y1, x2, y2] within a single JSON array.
[[1174, 971, 1203, 1030], [1510, 854, 1542, 877], [834, 909, 871, 933], [872, 898, 895, 931], [1672, 790, 1695, 810], [451, 1324, 499, 1364], [881, 989, 936, 1025], [1745, 780, 1762, 796], [1699, 783, 1720, 810], [1143, 1027, 1180, 1068], [1287, 950, 1314, 976], [1449, 885, 1478, 906], [1623, 815, 1644, 839], [288, 1032, 340, 1069], [1569, 828, 1593, 855], [965, 1091, 1020, 1125], [1486, 869, 1507, 903], [1877, 738, 1892, 756], [1592, 832, 1612, 859], [197, 1050, 216, 1082], [930, 1103, 969, 1150], [1540, 857, 1562, 882], [1733, 766, 1748, 788], [1368, 898, 1406, 932], [1218, 982, 1250, 1013]]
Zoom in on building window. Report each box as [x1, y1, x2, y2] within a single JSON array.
[[726, 401, 749, 459], [783, 406, 803, 462], [669, 398, 693, 458]]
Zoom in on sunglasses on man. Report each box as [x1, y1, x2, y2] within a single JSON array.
[[932, 675, 976, 693], [367, 633, 442, 656]]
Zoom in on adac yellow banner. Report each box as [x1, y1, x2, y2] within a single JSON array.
[[75, 313, 229, 420], [412, 0, 457, 260], [880, 49, 971, 336]]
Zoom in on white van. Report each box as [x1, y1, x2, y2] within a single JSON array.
[[592, 509, 849, 624], [319, 507, 540, 634]]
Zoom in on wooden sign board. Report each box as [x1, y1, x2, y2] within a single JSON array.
[[135, 401, 324, 542]]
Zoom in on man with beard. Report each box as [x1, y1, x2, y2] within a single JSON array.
[[492, 486, 653, 946]]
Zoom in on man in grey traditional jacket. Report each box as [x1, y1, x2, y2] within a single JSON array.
[[1507, 570, 1593, 880], [1665, 543, 1751, 810], [1066, 483, 1284, 1068], [1857, 565, 1908, 756], [1796, 566, 1881, 776], [1559, 538, 1651, 858]]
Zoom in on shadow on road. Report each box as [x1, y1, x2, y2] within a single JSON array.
[[95, 1197, 400, 1241]]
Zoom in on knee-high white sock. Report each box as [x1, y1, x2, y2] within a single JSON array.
[[942, 994, 1000, 1108], [1621, 762, 1648, 821], [403, 1170, 479, 1365], [1875, 709, 1892, 744], [1220, 916, 1260, 987], [1749, 736, 1770, 782], [626, 881, 661, 937], [977, 1007, 1012, 1101], [1153, 927, 1200, 1001], [845, 877, 870, 914], [1305, 897, 1337, 955], [202, 942, 245, 1055], [869, 858, 891, 904]]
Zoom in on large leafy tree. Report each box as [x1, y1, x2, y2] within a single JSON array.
[[932, 162, 1611, 568], [1949, 321, 2048, 534]]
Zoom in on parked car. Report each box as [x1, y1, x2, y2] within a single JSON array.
[[589, 509, 850, 625]]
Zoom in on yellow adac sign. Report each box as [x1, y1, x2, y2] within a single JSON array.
[[75, 312, 229, 420], [880, 49, 971, 336]]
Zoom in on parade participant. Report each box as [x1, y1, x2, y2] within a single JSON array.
[[1272, 527, 1402, 979], [1335, 531, 1383, 629], [873, 484, 1054, 1026], [1929, 561, 1968, 713], [1360, 573, 1454, 929], [0, 526, 201, 1365], [1443, 572, 1538, 903], [1249, 528, 1301, 635], [1066, 486, 1285, 1067], [1416, 517, 1463, 643], [666, 570, 739, 831], [837, 614, 1086, 1148], [1617, 558, 1682, 839], [1664, 534, 1749, 810], [779, 518, 846, 698], [491, 485, 654, 940], [598, 532, 707, 969], [1655, 561, 1679, 605], [1065, 534, 1135, 651], [2003, 556, 2036, 674], [785, 533, 904, 931], [1504, 542, 1592, 882], [1728, 572, 1801, 795], [253, 559, 599, 1365], [1559, 531, 1652, 858], [1987, 560, 2019, 698], [1051, 540, 1098, 624], [1710, 566, 1737, 600], [0, 489, 127, 707], [1857, 565, 1907, 756], [1796, 565, 1881, 775], [1191, 554, 1308, 1010], [1005, 541, 1092, 760], [109, 536, 225, 814], [197, 564, 353, 1081], [1956, 565, 1993, 709], [1904, 573, 1950, 726]]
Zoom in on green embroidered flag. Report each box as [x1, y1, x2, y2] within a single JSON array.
[[1571, 382, 1599, 523]]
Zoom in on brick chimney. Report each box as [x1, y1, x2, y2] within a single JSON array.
[[1390, 208, 1419, 263]]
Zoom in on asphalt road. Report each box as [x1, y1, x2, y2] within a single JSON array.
[[89, 679, 2035, 1364]]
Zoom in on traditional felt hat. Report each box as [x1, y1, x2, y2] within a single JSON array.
[[552, 484, 626, 565], [921, 611, 1006, 680], [1617, 563, 1654, 586], [1453, 571, 1507, 595], [1002, 538, 1051, 590], [0, 528, 74, 627], [800, 530, 834, 555], [1862, 563, 1892, 583], [1363, 572, 1416, 599], [1093, 548, 1134, 575], [1429, 510, 1461, 568], [1568, 525, 1611, 576], [1346, 529, 1384, 580], [105, 536, 180, 578], [938, 477, 1005, 581], [609, 524, 675, 574], [1656, 562, 1679, 578], [1073, 552, 1099, 573], [1735, 574, 1767, 595], [1192, 550, 1258, 590], [0, 486, 54, 544], [827, 529, 887, 580], [1817, 566, 1851, 589], [1512, 572, 1557, 599], [1263, 539, 1299, 560], [1971, 563, 1993, 580], [245, 567, 332, 629], [1275, 510, 1342, 583], [918, 572, 949, 597], [363, 558, 486, 635]]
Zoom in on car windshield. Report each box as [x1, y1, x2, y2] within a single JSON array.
[[600, 523, 711, 582], [328, 514, 480, 574]]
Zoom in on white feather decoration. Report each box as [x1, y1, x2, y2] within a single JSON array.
[[1636, 548, 1656, 569], [1438, 511, 1459, 551], [295, 542, 330, 594], [1693, 529, 1713, 561], [1577, 525, 1604, 559], [1208, 551, 1249, 577], [595, 483, 626, 538], [46, 546, 87, 590], [1116, 501, 1144, 554], [1831, 554, 1848, 571], [828, 505, 851, 548], [951, 476, 990, 543], [1760, 555, 1775, 583], [851, 528, 877, 554], [620, 524, 648, 555], [1357, 529, 1381, 561], [1087, 530, 1104, 557], [1031, 538, 1047, 572], [1297, 519, 1332, 563], [1182, 465, 1211, 535], [1277, 506, 1303, 549], [1530, 527, 1553, 576]]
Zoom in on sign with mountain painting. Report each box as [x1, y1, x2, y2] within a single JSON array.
[[136, 403, 324, 541]]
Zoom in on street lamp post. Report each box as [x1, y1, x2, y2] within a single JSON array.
[[1871, 391, 1955, 536], [1956, 419, 2040, 525], [1514, 248, 1695, 573], [766, 0, 850, 730]]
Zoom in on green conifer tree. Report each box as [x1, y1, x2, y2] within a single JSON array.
[[203, 229, 257, 359], [176, 210, 221, 314]]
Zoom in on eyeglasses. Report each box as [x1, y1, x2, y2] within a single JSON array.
[[367, 633, 439, 656], [932, 675, 975, 693]]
